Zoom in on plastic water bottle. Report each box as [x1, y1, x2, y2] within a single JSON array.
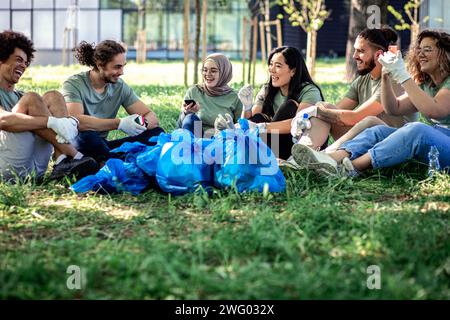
[[428, 146, 441, 177], [292, 113, 311, 143]]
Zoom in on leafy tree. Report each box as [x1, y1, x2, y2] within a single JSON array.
[[388, 0, 425, 46], [278, 0, 330, 78]]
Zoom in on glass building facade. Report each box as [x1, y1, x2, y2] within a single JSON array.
[[0, 0, 248, 63]]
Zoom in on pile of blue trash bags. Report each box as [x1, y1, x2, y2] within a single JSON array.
[[71, 119, 286, 195]]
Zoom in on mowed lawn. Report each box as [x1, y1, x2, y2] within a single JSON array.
[[0, 59, 449, 299]]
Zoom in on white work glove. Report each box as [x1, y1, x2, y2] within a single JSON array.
[[238, 84, 254, 112], [214, 113, 235, 133], [118, 114, 147, 136], [47, 116, 79, 144], [378, 51, 411, 84], [248, 120, 267, 133], [291, 106, 317, 138]]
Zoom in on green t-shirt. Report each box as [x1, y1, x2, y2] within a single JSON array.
[[255, 83, 322, 115], [61, 71, 140, 138], [420, 75, 450, 128], [178, 85, 242, 132], [0, 88, 23, 111], [345, 74, 418, 127]]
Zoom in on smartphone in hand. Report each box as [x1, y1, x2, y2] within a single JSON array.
[[184, 99, 196, 106]]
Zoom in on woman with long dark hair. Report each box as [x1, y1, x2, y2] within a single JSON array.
[[239, 46, 324, 159]]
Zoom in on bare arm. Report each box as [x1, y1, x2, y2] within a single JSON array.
[[265, 102, 313, 134], [401, 78, 450, 119], [242, 104, 262, 119], [126, 99, 160, 129], [317, 97, 374, 126], [381, 73, 417, 116], [0, 108, 48, 132], [67, 102, 120, 131]]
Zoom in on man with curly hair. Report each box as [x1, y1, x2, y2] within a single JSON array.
[[62, 40, 164, 164], [0, 30, 99, 181]]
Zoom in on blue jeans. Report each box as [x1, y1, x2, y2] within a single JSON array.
[[180, 113, 203, 137], [75, 127, 165, 163], [339, 122, 450, 169]]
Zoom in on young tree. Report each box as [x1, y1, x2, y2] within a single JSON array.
[[183, 0, 190, 87], [193, 0, 201, 84], [278, 0, 330, 78], [133, 0, 146, 63], [388, 0, 424, 46]]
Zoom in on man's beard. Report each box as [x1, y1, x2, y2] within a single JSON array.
[[356, 58, 376, 76], [104, 75, 118, 84]]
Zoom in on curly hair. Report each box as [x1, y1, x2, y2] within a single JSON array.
[[74, 40, 126, 70], [0, 30, 35, 66], [406, 29, 450, 85]]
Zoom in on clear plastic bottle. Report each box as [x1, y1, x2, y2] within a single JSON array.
[[428, 145, 441, 177], [293, 113, 311, 143]]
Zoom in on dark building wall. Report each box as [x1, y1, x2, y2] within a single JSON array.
[[274, 0, 413, 58]]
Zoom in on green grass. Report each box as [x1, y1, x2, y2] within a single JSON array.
[[0, 60, 449, 299]]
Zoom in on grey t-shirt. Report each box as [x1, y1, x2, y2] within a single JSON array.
[[61, 71, 140, 138], [0, 88, 23, 111], [345, 74, 419, 127]]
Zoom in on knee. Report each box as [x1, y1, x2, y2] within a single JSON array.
[[18, 92, 46, 115], [399, 122, 431, 140], [182, 113, 199, 125], [42, 90, 67, 117], [20, 92, 44, 106], [42, 90, 64, 104], [361, 116, 383, 127]]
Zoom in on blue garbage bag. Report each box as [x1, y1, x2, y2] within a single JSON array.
[[155, 129, 215, 195], [136, 132, 172, 176], [71, 158, 150, 195], [211, 118, 286, 193], [110, 141, 151, 164]]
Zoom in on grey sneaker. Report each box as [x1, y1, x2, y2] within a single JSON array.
[[278, 156, 302, 169], [291, 143, 339, 177], [338, 157, 359, 178]]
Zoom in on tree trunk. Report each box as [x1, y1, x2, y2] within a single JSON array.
[[193, 0, 201, 84], [264, 0, 272, 55], [183, 0, 190, 87], [345, 0, 388, 82], [201, 0, 207, 62], [306, 30, 317, 79]]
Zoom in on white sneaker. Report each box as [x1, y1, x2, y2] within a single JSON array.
[[278, 156, 302, 169], [291, 143, 339, 176]]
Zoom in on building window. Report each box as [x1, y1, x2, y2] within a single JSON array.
[[33, 11, 55, 49], [33, 0, 54, 9]]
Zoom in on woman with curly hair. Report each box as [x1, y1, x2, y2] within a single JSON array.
[[291, 29, 450, 177]]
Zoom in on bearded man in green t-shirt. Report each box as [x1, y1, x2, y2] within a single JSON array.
[[295, 27, 419, 151], [62, 40, 164, 164]]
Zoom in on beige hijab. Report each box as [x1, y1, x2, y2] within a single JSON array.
[[201, 53, 233, 96]]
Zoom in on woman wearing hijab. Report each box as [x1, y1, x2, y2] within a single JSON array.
[[177, 53, 242, 137]]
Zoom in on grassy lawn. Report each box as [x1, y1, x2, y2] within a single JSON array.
[[0, 59, 449, 299]]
